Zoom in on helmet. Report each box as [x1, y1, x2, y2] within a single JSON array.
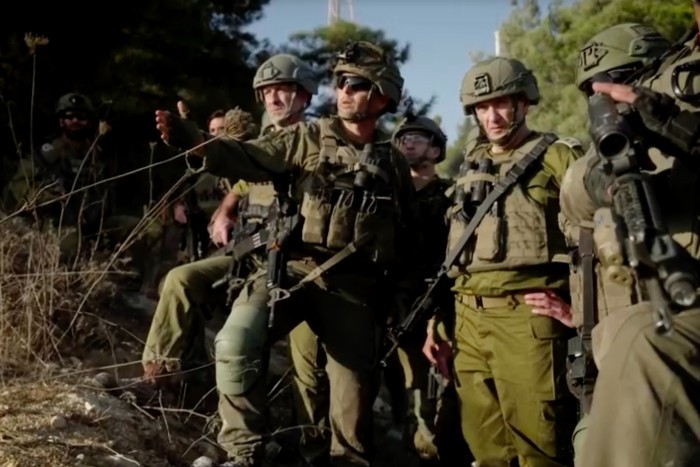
[[55, 93, 95, 116], [459, 57, 539, 114], [576, 23, 670, 90], [253, 54, 318, 99], [393, 116, 447, 162], [333, 41, 404, 113]]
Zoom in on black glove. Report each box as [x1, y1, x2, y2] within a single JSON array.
[[633, 87, 700, 156], [163, 111, 205, 151]]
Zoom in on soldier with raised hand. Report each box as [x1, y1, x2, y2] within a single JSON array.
[[155, 41, 414, 467], [422, 57, 582, 466], [550, 23, 672, 462], [140, 54, 317, 401], [557, 4, 700, 465]]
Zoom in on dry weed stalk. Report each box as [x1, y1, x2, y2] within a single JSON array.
[[0, 219, 117, 378]]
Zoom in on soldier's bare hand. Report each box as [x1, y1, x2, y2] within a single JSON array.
[[177, 100, 190, 119], [210, 209, 236, 246], [422, 333, 453, 382], [524, 290, 574, 328], [173, 202, 188, 224], [591, 82, 639, 105], [155, 109, 174, 144]]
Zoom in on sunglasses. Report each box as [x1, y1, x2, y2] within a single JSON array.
[[61, 112, 89, 121], [398, 133, 431, 145], [337, 75, 374, 92]]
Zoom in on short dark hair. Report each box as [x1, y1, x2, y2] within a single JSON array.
[[207, 109, 225, 125]]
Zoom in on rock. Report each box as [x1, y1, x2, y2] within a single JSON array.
[[91, 372, 118, 390], [191, 456, 216, 467], [50, 415, 67, 429], [101, 453, 141, 467], [84, 401, 96, 415]]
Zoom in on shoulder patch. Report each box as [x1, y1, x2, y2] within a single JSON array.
[[40, 143, 54, 155], [555, 137, 583, 149]]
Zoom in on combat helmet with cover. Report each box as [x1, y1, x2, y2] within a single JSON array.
[[459, 57, 539, 114], [333, 41, 404, 113], [393, 114, 447, 163], [253, 54, 318, 101], [55, 92, 95, 117], [576, 23, 670, 92]]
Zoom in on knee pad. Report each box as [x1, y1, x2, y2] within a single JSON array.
[[214, 327, 264, 395]]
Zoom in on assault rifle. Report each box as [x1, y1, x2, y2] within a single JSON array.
[[588, 73, 700, 334], [265, 188, 299, 328], [180, 174, 211, 262]]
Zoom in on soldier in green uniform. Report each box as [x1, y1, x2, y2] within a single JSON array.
[[156, 41, 414, 467], [558, 4, 700, 464], [140, 54, 318, 390], [551, 23, 672, 462], [422, 57, 583, 467], [390, 115, 473, 465], [3, 92, 139, 258]]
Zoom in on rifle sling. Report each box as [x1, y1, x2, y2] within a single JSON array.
[[439, 133, 558, 272], [287, 232, 373, 294], [579, 227, 597, 338]]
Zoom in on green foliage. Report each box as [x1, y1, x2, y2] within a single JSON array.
[[277, 20, 435, 126], [438, 117, 478, 179], [499, 0, 693, 142], [0, 0, 269, 156]]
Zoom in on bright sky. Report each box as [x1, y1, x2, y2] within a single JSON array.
[[245, 0, 561, 143]]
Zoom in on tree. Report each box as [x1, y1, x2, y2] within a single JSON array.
[[0, 0, 270, 158], [438, 117, 478, 179], [276, 20, 435, 129], [498, 0, 693, 142]]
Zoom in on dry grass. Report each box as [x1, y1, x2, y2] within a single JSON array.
[[0, 219, 123, 381]]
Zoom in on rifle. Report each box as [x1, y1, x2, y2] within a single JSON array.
[[379, 133, 558, 367], [588, 73, 700, 334], [265, 182, 299, 328], [181, 173, 211, 262], [566, 228, 598, 415]]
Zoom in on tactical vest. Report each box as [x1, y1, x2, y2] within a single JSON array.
[[569, 257, 639, 327], [39, 137, 107, 226], [446, 134, 568, 274], [238, 182, 275, 225], [299, 119, 400, 265], [641, 37, 700, 113]]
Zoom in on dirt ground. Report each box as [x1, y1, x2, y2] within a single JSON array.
[[0, 291, 421, 467]]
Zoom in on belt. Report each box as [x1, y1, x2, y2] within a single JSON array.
[[457, 293, 528, 310]]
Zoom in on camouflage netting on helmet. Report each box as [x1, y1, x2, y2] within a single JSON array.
[[459, 57, 539, 113], [333, 41, 404, 112], [223, 107, 259, 140], [393, 115, 447, 162], [253, 54, 318, 98], [576, 23, 670, 89]]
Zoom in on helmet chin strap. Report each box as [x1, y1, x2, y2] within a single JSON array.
[[268, 85, 314, 127]]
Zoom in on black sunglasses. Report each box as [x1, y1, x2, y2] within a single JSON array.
[[337, 75, 373, 92]]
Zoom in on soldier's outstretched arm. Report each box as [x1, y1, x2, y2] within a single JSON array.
[[200, 126, 305, 181], [155, 107, 309, 182]]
